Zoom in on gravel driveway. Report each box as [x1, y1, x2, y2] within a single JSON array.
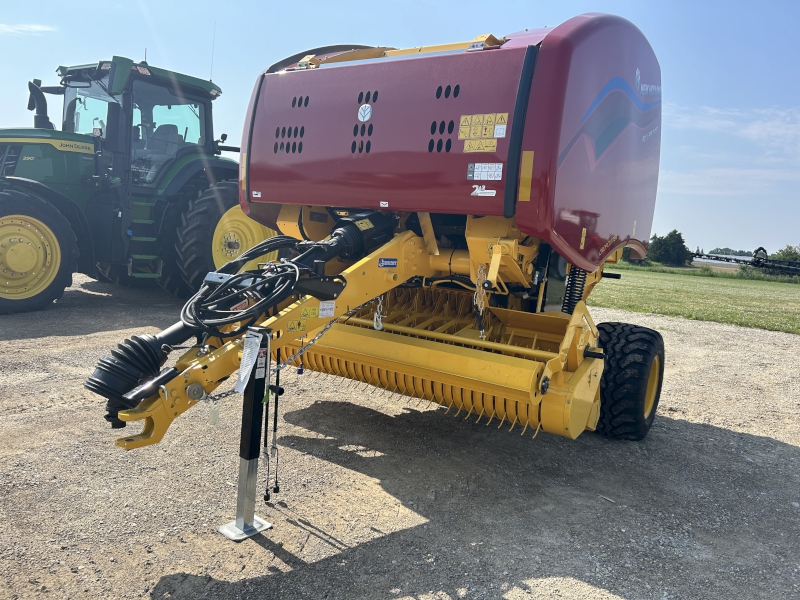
[[1, 275, 798, 599]]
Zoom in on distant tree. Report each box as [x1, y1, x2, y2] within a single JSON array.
[[709, 247, 751, 256], [648, 230, 693, 266], [771, 245, 800, 262]]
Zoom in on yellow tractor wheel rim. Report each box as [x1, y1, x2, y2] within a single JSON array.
[[643, 355, 660, 419], [212, 206, 278, 271], [0, 215, 62, 300]]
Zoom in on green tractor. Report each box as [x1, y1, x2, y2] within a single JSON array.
[[0, 56, 274, 314]]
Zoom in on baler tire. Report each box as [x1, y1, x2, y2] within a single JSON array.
[[174, 181, 240, 291], [0, 189, 78, 314], [595, 322, 664, 440]]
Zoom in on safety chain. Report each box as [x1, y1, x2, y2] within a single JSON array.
[[474, 264, 487, 340], [204, 297, 379, 403], [373, 295, 385, 331], [273, 297, 379, 374]]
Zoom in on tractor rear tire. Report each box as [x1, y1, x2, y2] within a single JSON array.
[[595, 322, 664, 440], [175, 181, 278, 291], [156, 189, 198, 299], [0, 188, 78, 314]]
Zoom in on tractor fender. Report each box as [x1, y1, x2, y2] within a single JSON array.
[[160, 157, 238, 199], [1, 176, 95, 275]]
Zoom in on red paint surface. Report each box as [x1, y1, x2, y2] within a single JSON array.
[[241, 13, 661, 272]]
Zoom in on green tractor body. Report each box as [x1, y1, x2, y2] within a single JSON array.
[[0, 56, 267, 313]]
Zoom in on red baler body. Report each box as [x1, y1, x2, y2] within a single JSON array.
[[241, 13, 661, 271]]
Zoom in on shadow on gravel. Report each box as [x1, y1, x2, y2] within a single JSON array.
[[0, 277, 182, 341], [151, 401, 800, 600]]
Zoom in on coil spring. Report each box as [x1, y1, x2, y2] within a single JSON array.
[[561, 267, 587, 314]]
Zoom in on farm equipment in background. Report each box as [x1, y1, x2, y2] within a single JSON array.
[[87, 14, 666, 453], [0, 56, 276, 314], [693, 248, 800, 276]]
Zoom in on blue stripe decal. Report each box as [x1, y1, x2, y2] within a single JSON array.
[[581, 77, 660, 124]]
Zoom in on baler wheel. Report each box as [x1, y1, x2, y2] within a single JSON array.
[[595, 322, 664, 440], [0, 189, 77, 314], [175, 181, 278, 291]]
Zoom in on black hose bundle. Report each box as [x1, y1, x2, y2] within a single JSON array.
[[180, 235, 303, 339]]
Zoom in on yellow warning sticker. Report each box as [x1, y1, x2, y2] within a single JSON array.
[[287, 319, 307, 332], [458, 112, 508, 152], [300, 306, 319, 319], [355, 218, 373, 231]]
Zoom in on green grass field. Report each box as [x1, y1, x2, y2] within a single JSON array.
[[588, 267, 800, 335]]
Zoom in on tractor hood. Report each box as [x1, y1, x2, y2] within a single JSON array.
[[0, 128, 95, 154]]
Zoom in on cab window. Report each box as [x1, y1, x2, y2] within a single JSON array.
[[63, 77, 116, 136], [130, 79, 206, 184]]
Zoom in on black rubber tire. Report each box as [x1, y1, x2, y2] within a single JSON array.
[[174, 181, 240, 291], [156, 187, 200, 299], [596, 322, 665, 440], [0, 188, 78, 314]]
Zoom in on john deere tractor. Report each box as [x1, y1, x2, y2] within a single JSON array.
[[0, 56, 274, 314]]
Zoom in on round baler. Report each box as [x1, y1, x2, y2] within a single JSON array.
[[88, 13, 664, 450]]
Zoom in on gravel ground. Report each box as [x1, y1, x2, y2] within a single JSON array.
[[1, 274, 799, 600]]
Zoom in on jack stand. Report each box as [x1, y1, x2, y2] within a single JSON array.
[[218, 327, 273, 541]]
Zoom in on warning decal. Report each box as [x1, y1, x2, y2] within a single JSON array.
[[287, 319, 307, 332], [459, 112, 508, 153], [300, 306, 319, 319]]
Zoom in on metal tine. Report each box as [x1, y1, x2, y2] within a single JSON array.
[[520, 420, 530, 436], [532, 421, 543, 440], [485, 408, 496, 426], [473, 407, 485, 423], [497, 413, 507, 429], [508, 415, 518, 432]]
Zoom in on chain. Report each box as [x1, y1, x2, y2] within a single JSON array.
[[373, 295, 384, 331], [474, 264, 487, 340], [204, 297, 378, 402], [206, 388, 238, 403], [272, 297, 378, 374]]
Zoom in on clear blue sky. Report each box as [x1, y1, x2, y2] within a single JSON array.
[[1, 0, 798, 252]]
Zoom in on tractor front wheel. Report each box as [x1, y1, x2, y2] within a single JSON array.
[[595, 322, 664, 440], [0, 188, 78, 314], [175, 181, 278, 291]]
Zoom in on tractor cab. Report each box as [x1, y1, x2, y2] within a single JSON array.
[[57, 58, 219, 187], [0, 56, 262, 315]]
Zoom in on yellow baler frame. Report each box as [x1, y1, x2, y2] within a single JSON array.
[[115, 219, 605, 450]]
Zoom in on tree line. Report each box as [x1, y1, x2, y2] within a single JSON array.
[[621, 230, 800, 267]]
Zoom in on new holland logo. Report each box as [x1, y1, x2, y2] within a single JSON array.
[[471, 185, 496, 197], [635, 68, 661, 97], [358, 104, 373, 122]]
